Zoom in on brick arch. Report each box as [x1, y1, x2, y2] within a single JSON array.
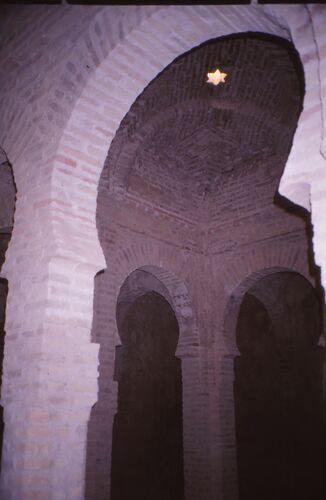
[[115, 264, 198, 359], [218, 261, 317, 500], [98, 239, 200, 360], [43, 5, 322, 354], [0, 5, 322, 324], [90, 237, 195, 343], [226, 266, 325, 499], [224, 265, 313, 354], [52, 4, 319, 265], [222, 240, 313, 352], [87, 245, 202, 499], [57, 11, 322, 495], [102, 96, 299, 200]]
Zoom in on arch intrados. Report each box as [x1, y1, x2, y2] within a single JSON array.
[[111, 97, 289, 154], [108, 108, 291, 191], [224, 267, 315, 351], [45, 5, 320, 279], [235, 292, 272, 356], [38, 5, 321, 359], [116, 269, 174, 337], [123, 30, 303, 112], [115, 265, 195, 357], [119, 291, 180, 358], [235, 270, 322, 352], [249, 270, 318, 308], [101, 30, 304, 192]]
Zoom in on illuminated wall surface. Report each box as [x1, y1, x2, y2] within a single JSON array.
[[0, 4, 325, 500]]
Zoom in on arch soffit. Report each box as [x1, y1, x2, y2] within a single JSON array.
[[106, 95, 295, 192], [112, 262, 197, 358], [223, 264, 315, 354]]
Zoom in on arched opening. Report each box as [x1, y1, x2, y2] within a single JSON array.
[[234, 271, 324, 500], [85, 266, 196, 500], [111, 289, 184, 500]]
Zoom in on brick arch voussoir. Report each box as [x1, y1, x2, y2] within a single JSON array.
[[108, 242, 198, 357]]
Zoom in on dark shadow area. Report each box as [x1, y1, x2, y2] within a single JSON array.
[[111, 291, 184, 500], [0, 275, 8, 473], [234, 272, 325, 500], [0, 278, 8, 471], [0, 149, 15, 474], [0, 274, 8, 471]]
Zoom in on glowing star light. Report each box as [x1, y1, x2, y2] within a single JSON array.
[[206, 68, 227, 86]]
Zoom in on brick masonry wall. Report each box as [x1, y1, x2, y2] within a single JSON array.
[[87, 29, 319, 500], [0, 4, 324, 500], [90, 187, 313, 500]]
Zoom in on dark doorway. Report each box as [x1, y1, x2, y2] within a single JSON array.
[[234, 272, 325, 500], [111, 291, 184, 500]]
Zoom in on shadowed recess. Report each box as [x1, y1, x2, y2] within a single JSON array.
[[111, 291, 184, 500], [234, 272, 324, 500]]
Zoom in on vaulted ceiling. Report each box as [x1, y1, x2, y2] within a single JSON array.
[[101, 33, 304, 224]]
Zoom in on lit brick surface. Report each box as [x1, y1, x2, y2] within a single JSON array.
[[0, 4, 324, 499]]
